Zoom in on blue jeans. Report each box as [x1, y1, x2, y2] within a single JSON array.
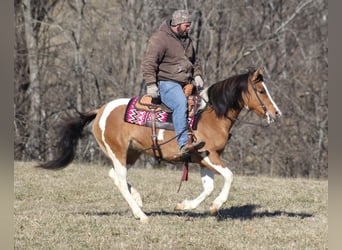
[[159, 81, 188, 148]]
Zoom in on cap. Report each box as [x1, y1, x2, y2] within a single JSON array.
[[171, 10, 191, 25]]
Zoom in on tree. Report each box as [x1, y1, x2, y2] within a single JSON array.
[[20, 0, 41, 159]]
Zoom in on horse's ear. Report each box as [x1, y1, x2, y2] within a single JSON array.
[[251, 68, 264, 81]]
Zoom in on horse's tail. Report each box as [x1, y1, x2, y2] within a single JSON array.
[[36, 109, 98, 170]]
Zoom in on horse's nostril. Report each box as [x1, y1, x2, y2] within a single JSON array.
[[275, 110, 282, 117]]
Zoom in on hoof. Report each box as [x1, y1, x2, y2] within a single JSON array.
[[174, 203, 185, 211], [210, 206, 218, 216]]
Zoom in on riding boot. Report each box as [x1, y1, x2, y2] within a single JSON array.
[[179, 140, 205, 157]]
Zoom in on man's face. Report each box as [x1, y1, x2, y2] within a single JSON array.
[[177, 22, 192, 38]]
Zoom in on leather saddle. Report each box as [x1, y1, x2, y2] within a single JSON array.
[[135, 84, 198, 118]]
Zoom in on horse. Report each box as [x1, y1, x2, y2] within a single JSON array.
[[36, 68, 282, 223]]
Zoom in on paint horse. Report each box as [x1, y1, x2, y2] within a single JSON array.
[[37, 68, 281, 223]]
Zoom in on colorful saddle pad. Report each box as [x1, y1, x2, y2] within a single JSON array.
[[124, 96, 200, 130]]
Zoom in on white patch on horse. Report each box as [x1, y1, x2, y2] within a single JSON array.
[[262, 82, 282, 115], [203, 156, 233, 212], [201, 167, 215, 195], [175, 167, 215, 211], [157, 129, 165, 141], [203, 157, 232, 182], [99, 98, 129, 133], [194, 167, 215, 202], [99, 98, 148, 222], [99, 98, 129, 158], [108, 161, 147, 222]]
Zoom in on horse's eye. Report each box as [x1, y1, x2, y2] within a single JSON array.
[[259, 89, 266, 94]]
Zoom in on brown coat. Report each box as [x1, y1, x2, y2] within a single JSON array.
[[142, 20, 202, 86]]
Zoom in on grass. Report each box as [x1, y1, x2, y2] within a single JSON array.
[[14, 161, 327, 249]]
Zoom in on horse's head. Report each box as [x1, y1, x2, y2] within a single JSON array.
[[243, 68, 282, 123], [204, 68, 282, 123]]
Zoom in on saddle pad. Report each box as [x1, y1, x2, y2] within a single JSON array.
[[124, 96, 200, 130], [124, 96, 172, 127]]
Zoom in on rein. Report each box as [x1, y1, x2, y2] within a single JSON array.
[[140, 127, 187, 153], [224, 113, 270, 128]]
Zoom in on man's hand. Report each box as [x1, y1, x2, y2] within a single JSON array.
[[146, 83, 159, 98], [194, 76, 204, 89]]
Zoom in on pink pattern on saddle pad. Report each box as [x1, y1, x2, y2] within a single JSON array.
[[124, 96, 199, 130], [124, 97, 169, 126]]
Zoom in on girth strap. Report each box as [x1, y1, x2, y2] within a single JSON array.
[[150, 108, 163, 163]]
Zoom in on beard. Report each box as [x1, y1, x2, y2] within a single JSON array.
[[177, 26, 189, 38]]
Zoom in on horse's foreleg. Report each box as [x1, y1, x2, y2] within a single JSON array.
[[202, 156, 233, 215], [175, 166, 215, 211], [109, 166, 148, 223]]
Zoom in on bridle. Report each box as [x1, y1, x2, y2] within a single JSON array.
[[251, 80, 268, 116], [224, 80, 270, 128]]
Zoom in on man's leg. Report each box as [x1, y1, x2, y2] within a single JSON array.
[[159, 81, 188, 148], [159, 81, 205, 156]]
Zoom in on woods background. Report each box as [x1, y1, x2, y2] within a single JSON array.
[[14, 0, 328, 178]]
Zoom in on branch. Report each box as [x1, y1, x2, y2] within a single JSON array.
[[231, 0, 315, 69], [274, 0, 314, 34]]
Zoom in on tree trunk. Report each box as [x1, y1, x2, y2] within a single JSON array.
[[22, 0, 41, 159]]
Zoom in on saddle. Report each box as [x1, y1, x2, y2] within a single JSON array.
[[124, 84, 201, 130], [124, 83, 203, 162], [135, 83, 198, 118]]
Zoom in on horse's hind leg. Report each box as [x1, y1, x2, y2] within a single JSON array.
[[125, 149, 143, 207], [109, 163, 148, 223], [109, 168, 143, 207], [175, 166, 215, 211]]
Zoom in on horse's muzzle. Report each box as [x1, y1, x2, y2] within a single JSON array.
[[266, 110, 282, 124]]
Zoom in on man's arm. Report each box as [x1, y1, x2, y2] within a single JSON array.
[[142, 34, 165, 85]]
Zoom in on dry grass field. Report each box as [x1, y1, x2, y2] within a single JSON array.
[[14, 161, 327, 249]]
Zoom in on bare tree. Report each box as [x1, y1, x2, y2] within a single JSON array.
[[21, 0, 41, 159]]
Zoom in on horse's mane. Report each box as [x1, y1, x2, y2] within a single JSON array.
[[207, 69, 259, 117]]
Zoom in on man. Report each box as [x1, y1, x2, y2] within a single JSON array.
[[142, 9, 205, 157]]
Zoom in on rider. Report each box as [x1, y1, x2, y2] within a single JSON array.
[[142, 9, 205, 157]]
